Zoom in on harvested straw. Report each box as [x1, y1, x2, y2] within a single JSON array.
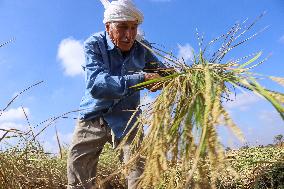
[[119, 14, 284, 189]]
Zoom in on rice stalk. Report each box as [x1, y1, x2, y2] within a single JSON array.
[[120, 14, 284, 189], [0, 81, 44, 117], [0, 38, 15, 48]]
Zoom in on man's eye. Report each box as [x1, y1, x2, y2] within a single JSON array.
[[117, 25, 128, 29]]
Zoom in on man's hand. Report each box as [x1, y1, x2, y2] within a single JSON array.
[[144, 73, 161, 81], [144, 73, 162, 92]]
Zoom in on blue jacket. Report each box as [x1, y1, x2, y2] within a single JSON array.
[[79, 31, 162, 138]]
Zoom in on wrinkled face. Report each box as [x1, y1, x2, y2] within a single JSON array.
[[106, 21, 138, 52]]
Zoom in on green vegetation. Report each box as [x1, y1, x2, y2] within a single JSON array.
[[220, 146, 284, 188], [0, 142, 125, 189], [0, 145, 67, 189], [0, 142, 283, 188]]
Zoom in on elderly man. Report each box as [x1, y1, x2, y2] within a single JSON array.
[[67, 0, 164, 188]]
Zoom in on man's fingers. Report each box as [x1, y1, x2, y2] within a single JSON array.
[[144, 73, 161, 81], [146, 82, 163, 92]]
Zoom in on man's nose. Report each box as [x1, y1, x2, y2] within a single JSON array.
[[125, 29, 133, 39]]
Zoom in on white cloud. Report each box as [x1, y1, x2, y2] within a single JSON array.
[[57, 37, 84, 77], [0, 122, 25, 130], [0, 107, 30, 123], [41, 131, 73, 154], [258, 110, 284, 126], [0, 107, 30, 140], [224, 92, 263, 111], [52, 131, 73, 146], [0, 107, 30, 147], [279, 35, 284, 44], [177, 43, 194, 63], [0, 121, 25, 150], [162, 54, 176, 67], [41, 141, 55, 153]]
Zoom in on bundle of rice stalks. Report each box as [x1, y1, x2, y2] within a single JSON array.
[[120, 14, 284, 189]]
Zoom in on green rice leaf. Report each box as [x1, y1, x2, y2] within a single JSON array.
[[238, 51, 262, 69], [249, 77, 284, 119], [130, 72, 181, 88]]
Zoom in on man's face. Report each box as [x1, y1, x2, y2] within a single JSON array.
[[106, 21, 138, 52]]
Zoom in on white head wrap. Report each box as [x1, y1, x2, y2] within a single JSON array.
[[100, 0, 144, 24]]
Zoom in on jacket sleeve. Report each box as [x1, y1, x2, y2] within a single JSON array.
[[83, 40, 144, 100]]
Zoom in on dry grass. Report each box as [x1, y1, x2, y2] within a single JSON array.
[[0, 142, 125, 189], [0, 144, 67, 189]]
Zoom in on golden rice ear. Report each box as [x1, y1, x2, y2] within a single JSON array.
[[267, 91, 284, 104], [270, 76, 284, 87], [221, 107, 245, 142]]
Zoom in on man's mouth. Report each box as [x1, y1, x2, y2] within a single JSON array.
[[121, 41, 131, 44]]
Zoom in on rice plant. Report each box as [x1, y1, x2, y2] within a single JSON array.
[[120, 14, 284, 189]]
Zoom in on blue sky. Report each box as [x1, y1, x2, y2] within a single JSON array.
[[0, 0, 284, 152]]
